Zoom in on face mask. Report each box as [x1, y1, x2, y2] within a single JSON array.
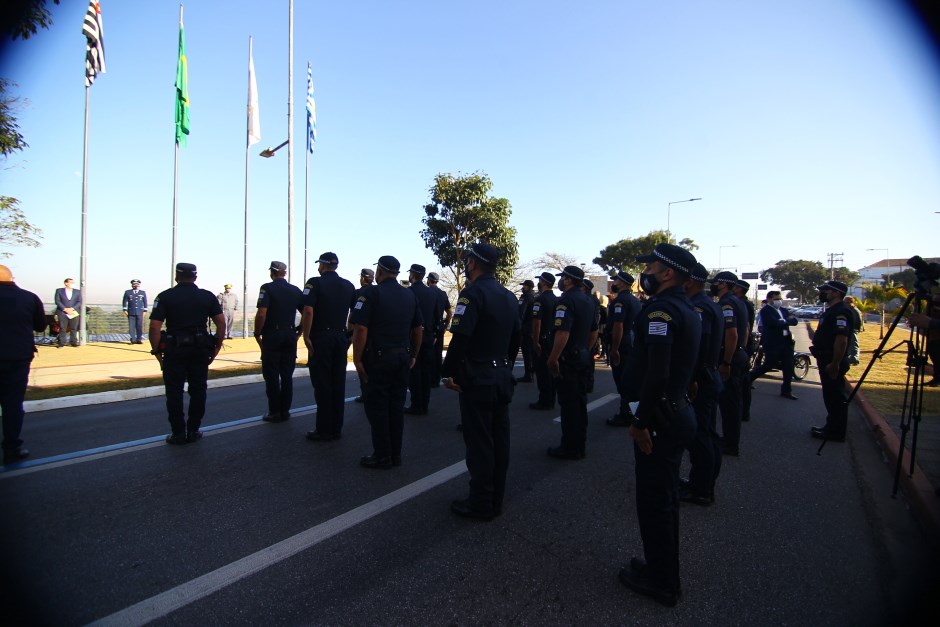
[[817, 290, 829, 304], [639, 272, 662, 296], [609, 284, 619, 294], [709, 284, 720, 297], [772, 299, 782, 309], [463, 260, 474, 281]]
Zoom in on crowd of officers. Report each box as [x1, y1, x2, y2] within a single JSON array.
[[136, 241, 849, 609]]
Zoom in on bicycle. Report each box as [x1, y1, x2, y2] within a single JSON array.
[[749, 332, 810, 380]]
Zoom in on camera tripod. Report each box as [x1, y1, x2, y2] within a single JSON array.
[[846, 292, 930, 497]]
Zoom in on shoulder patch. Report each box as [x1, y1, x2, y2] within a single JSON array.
[[354, 301, 363, 310], [457, 297, 470, 305], [454, 304, 467, 316], [648, 310, 672, 322], [357, 295, 366, 302], [648, 321, 668, 336], [722, 309, 734, 318]]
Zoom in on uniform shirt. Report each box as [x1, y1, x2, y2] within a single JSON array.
[[349, 278, 423, 351], [410, 280, 443, 339], [690, 291, 722, 370], [717, 292, 748, 353], [446, 274, 520, 363], [122, 289, 148, 314], [257, 277, 303, 331], [0, 283, 47, 361], [302, 271, 356, 334], [429, 284, 451, 335], [623, 286, 701, 405], [608, 290, 642, 350], [531, 290, 558, 339], [552, 288, 596, 353], [151, 283, 222, 334], [518, 290, 535, 331], [218, 291, 238, 311], [812, 301, 851, 359]]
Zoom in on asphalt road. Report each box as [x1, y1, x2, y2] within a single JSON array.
[[2, 362, 937, 626]]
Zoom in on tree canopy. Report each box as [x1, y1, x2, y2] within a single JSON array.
[[593, 230, 698, 276], [419, 172, 518, 291], [760, 260, 829, 304], [2, 1, 59, 41]]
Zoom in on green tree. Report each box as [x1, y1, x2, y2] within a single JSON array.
[[593, 230, 698, 276], [861, 282, 907, 339], [832, 266, 860, 287], [760, 260, 828, 304], [0, 196, 42, 258], [420, 172, 518, 291], [2, 0, 60, 41], [884, 268, 916, 291]]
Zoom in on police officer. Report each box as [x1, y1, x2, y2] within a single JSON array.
[[405, 263, 442, 416], [618, 243, 700, 607], [217, 284, 238, 339], [302, 252, 356, 441], [352, 268, 375, 403], [122, 279, 148, 344], [734, 279, 756, 421], [529, 272, 558, 410], [442, 243, 520, 520], [149, 263, 225, 445], [546, 265, 596, 459], [581, 279, 602, 394], [810, 280, 851, 442], [606, 271, 642, 427], [516, 279, 536, 382], [426, 271, 452, 387], [349, 256, 423, 468], [255, 261, 303, 423], [710, 271, 749, 457], [0, 265, 46, 463], [682, 262, 723, 505]]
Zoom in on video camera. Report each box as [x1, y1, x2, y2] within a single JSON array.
[[907, 255, 940, 295]]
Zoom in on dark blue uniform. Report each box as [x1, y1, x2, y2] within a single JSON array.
[[716, 292, 749, 455], [303, 271, 356, 438], [686, 290, 724, 501], [812, 301, 851, 439], [442, 274, 520, 516], [531, 289, 558, 408], [257, 278, 303, 419], [349, 279, 423, 462], [621, 285, 700, 597], [122, 287, 148, 343], [0, 282, 46, 457], [609, 290, 642, 421], [407, 280, 443, 414], [739, 296, 756, 420], [551, 287, 596, 456], [150, 283, 223, 438], [517, 289, 535, 380], [429, 284, 451, 385]]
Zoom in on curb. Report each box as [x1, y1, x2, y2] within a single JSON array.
[[25, 363, 358, 413], [849, 381, 940, 540]]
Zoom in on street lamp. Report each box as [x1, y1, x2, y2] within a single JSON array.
[[866, 247, 891, 278], [666, 198, 702, 240], [719, 244, 737, 270], [260, 139, 288, 158]]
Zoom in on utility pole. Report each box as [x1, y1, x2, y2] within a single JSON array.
[[827, 252, 844, 280]]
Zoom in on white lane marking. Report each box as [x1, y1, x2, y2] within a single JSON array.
[[88, 460, 468, 626], [553, 393, 618, 423]]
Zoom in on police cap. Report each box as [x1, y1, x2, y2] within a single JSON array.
[[537, 271, 556, 286], [635, 243, 696, 276], [521, 279, 534, 288], [409, 264, 426, 276], [130, 279, 141, 285], [427, 272, 440, 282], [817, 280, 848, 295], [316, 252, 338, 266], [709, 270, 739, 285], [689, 263, 709, 283], [614, 271, 635, 286], [467, 243, 501, 265], [583, 279, 595, 290], [360, 268, 375, 279], [376, 255, 401, 273], [556, 265, 585, 282], [269, 261, 287, 272], [735, 279, 750, 291], [176, 262, 197, 276]]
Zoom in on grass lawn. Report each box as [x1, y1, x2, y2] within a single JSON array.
[[850, 324, 939, 417]]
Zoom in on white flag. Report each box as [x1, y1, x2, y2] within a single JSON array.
[[247, 50, 261, 146]]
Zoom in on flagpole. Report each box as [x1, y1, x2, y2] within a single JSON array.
[[243, 35, 252, 341], [171, 4, 183, 286], [304, 129, 309, 283], [287, 0, 294, 283], [79, 86, 90, 346]]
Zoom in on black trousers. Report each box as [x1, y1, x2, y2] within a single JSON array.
[[430, 331, 445, 385], [749, 343, 794, 394], [634, 405, 695, 594], [557, 359, 589, 453], [0, 359, 30, 450], [718, 361, 745, 452], [162, 347, 211, 435], [533, 337, 556, 407], [363, 352, 410, 458], [611, 346, 634, 418], [57, 313, 80, 346], [407, 339, 435, 411], [818, 357, 849, 437], [261, 329, 298, 416], [688, 373, 722, 497], [308, 331, 350, 437], [459, 372, 513, 512], [519, 329, 534, 376]]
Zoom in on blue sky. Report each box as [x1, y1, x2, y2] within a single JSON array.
[[2, 0, 939, 304]]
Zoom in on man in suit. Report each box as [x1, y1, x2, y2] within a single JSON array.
[[122, 279, 149, 344], [749, 290, 799, 400], [54, 278, 82, 347]]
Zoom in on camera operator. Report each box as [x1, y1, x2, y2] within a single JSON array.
[[907, 293, 940, 387]]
